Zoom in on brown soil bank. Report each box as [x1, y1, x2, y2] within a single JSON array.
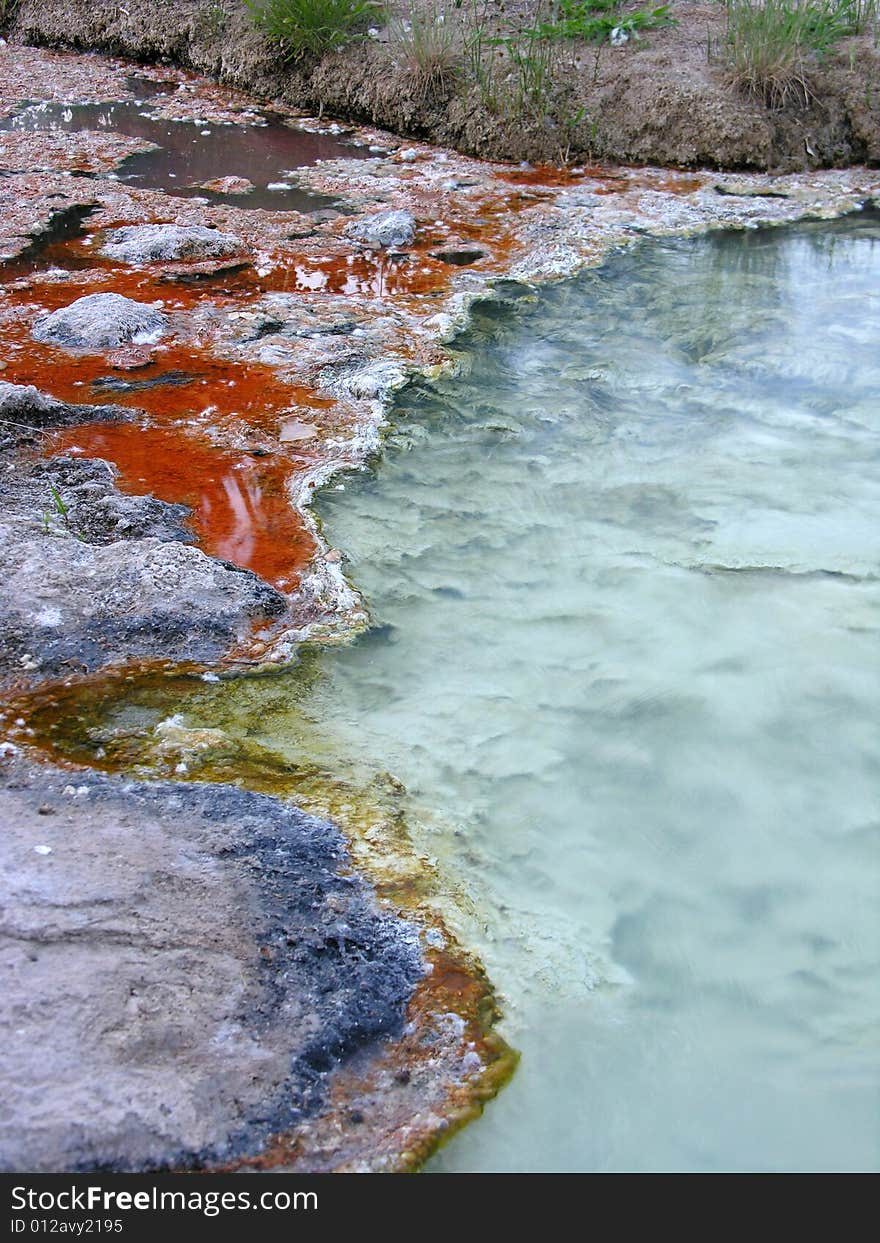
[[7, 0, 880, 171]]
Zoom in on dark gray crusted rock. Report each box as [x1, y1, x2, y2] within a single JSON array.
[[16, 457, 193, 545], [0, 381, 130, 439], [101, 223, 243, 264], [0, 534, 286, 678], [345, 210, 416, 250], [232, 294, 359, 343], [89, 369, 199, 395], [0, 758, 424, 1172], [32, 292, 167, 351], [0, 381, 65, 420]]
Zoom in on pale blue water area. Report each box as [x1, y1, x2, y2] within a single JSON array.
[[177, 213, 879, 1170], [310, 214, 880, 1172]]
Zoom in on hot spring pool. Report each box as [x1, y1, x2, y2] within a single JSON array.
[[54, 211, 880, 1171]]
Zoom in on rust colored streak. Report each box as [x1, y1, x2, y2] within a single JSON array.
[[3, 261, 211, 311], [0, 226, 471, 601], [3, 338, 307, 425], [593, 173, 706, 196], [650, 175, 706, 194], [4, 232, 452, 314], [496, 165, 706, 196], [49, 422, 317, 589], [495, 165, 588, 187], [1, 240, 340, 591], [8, 230, 453, 300]]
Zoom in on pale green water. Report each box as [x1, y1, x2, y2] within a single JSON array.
[[166, 215, 880, 1170], [312, 214, 880, 1172]]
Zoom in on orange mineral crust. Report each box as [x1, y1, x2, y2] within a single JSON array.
[[0, 248, 336, 591], [48, 421, 317, 590]]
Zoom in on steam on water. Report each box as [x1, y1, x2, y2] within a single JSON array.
[[199, 214, 880, 1170]]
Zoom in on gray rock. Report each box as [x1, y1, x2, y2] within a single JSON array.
[[0, 756, 423, 1171], [0, 533, 286, 679], [89, 369, 199, 395], [345, 209, 417, 250], [0, 381, 129, 437], [101, 223, 243, 264], [32, 293, 167, 351], [233, 294, 359, 343], [0, 381, 62, 419], [12, 457, 193, 546]]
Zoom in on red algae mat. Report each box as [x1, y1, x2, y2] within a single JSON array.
[[3, 276, 323, 588], [50, 421, 317, 589]]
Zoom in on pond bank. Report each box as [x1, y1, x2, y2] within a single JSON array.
[[7, 0, 880, 172]]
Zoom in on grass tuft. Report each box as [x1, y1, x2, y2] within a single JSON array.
[[523, 0, 675, 44], [389, 4, 462, 98], [246, 0, 385, 61], [724, 0, 877, 108]]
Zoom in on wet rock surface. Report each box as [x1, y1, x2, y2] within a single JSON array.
[[0, 379, 126, 433], [345, 209, 416, 251], [0, 529, 286, 680], [0, 387, 287, 683], [32, 292, 167, 351], [19, 456, 193, 545], [88, 369, 200, 394], [0, 754, 422, 1172], [101, 223, 243, 264]]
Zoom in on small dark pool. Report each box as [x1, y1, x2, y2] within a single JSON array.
[[0, 92, 370, 212]]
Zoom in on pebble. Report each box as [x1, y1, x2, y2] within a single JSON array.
[[62, 785, 90, 798]]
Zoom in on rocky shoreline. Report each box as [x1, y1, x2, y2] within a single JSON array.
[[1, 387, 287, 682], [1, 756, 423, 1171], [0, 39, 878, 1172]]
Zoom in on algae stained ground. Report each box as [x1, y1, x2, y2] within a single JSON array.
[[137, 212, 878, 1171]]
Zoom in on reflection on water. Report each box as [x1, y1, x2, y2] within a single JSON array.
[[0, 97, 365, 211], [287, 252, 447, 297], [51, 422, 317, 588]]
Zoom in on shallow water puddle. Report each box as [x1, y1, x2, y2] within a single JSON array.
[[38, 210, 875, 1174], [2, 262, 330, 588], [0, 97, 367, 211], [37, 338, 327, 590], [283, 251, 450, 297]]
